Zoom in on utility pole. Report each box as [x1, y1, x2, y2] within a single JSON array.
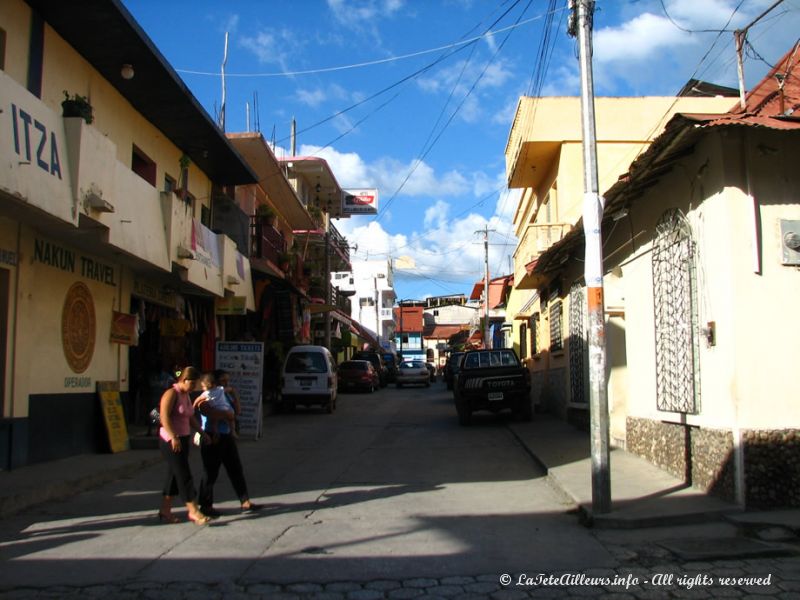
[[735, 0, 784, 110], [476, 226, 495, 349], [569, 0, 610, 514]]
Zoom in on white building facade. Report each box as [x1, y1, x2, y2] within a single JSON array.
[[333, 259, 397, 350]]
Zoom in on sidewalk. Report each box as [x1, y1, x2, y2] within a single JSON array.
[[508, 414, 743, 528]]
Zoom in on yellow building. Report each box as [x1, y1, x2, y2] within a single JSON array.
[[504, 93, 737, 427], [0, 1, 258, 467]]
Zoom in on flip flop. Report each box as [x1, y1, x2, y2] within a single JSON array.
[[157, 512, 180, 524]]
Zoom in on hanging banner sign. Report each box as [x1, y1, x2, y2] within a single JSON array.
[[215, 296, 247, 315], [110, 311, 138, 345], [342, 188, 378, 215], [215, 342, 264, 439], [97, 381, 129, 453]]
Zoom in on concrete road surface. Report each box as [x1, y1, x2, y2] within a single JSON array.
[[0, 382, 614, 588]]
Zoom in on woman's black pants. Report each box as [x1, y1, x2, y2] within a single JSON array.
[[159, 435, 196, 503], [198, 434, 249, 509]]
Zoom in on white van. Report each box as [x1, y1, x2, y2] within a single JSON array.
[[280, 345, 338, 413]]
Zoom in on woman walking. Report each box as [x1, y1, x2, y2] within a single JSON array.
[[157, 366, 210, 525]]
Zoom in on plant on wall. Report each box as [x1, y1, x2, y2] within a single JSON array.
[[62, 91, 94, 124]]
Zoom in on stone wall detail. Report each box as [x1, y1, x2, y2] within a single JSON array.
[[743, 429, 800, 508], [626, 417, 800, 508]]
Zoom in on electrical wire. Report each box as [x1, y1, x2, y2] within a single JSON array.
[[175, 14, 548, 78]]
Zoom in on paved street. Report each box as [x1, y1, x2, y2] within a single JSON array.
[[1, 382, 797, 598]]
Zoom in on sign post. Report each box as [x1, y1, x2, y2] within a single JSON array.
[[215, 342, 264, 439]]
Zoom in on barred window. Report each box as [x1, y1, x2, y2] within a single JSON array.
[[519, 323, 528, 358], [549, 301, 563, 351], [531, 314, 539, 355]]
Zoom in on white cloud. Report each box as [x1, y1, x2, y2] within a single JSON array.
[[594, 12, 690, 65], [327, 0, 405, 25], [239, 28, 301, 72], [300, 144, 471, 197], [296, 89, 328, 108]]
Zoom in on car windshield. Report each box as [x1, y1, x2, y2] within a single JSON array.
[[285, 352, 328, 373], [462, 350, 519, 369]]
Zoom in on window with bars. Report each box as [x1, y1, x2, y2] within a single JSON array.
[[549, 301, 563, 351], [519, 323, 527, 358], [531, 313, 539, 355]]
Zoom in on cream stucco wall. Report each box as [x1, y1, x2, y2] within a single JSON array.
[[616, 128, 800, 432], [0, 1, 31, 84], [13, 229, 124, 416]]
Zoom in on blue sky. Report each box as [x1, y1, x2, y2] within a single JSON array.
[[121, 0, 799, 301]]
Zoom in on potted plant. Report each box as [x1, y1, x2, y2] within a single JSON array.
[[309, 205, 323, 225], [61, 91, 94, 124], [256, 204, 277, 226]]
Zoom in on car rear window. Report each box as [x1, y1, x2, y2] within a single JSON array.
[[285, 352, 328, 373], [341, 361, 367, 371], [462, 351, 519, 369]]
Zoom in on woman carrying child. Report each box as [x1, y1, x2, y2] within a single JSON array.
[[193, 370, 260, 518]]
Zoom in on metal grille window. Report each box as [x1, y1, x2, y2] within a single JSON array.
[[568, 283, 588, 404], [549, 300, 563, 351], [519, 323, 528, 358], [531, 314, 539, 355], [652, 208, 700, 414]]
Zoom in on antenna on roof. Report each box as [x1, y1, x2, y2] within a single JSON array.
[[219, 32, 229, 131]]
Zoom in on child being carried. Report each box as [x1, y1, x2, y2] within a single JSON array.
[[195, 372, 238, 441]]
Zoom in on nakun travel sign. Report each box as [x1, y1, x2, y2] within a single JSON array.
[[342, 189, 378, 216]]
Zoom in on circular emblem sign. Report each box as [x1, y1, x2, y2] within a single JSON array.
[[61, 282, 96, 373]]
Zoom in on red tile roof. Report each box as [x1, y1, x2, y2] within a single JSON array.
[[424, 324, 466, 339]]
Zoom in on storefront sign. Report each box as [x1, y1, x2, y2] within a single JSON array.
[[132, 278, 177, 308], [342, 188, 378, 215], [110, 311, 138, 345], [215, 296, 247, 315], [34, 238, 117, 286], [97, 381, 129, 453], [10, 103, 63, 180], [62, 281, 96, 374], [215, 342, 264, 439]]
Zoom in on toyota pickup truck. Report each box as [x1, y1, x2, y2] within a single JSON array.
[[453, 349, 531, 426]]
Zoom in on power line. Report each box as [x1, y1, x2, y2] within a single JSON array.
[[175, 14, 550, 79]]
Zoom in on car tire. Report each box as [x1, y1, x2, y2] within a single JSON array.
[[425, 381, 430, 387], [396, 383, 402, 388]]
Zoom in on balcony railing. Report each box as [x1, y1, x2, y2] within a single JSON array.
[[516, 222, 571, 263], [250, 219, 287, 266]]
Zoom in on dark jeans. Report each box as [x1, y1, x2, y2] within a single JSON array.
[[159, 435, 196, 503], [198, 434, 249, 509]]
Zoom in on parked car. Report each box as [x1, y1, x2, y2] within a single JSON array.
[[396, 359, 431, 388], [337, 360, 379, 393], [280, 345, 337, 413], [353, 351, 388, 387], [444, 352, 465, 390], [453, 349, 531, 425]]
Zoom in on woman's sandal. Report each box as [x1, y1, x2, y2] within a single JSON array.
[[157, 512, 180, 524], [188, 513, 210, 526]]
